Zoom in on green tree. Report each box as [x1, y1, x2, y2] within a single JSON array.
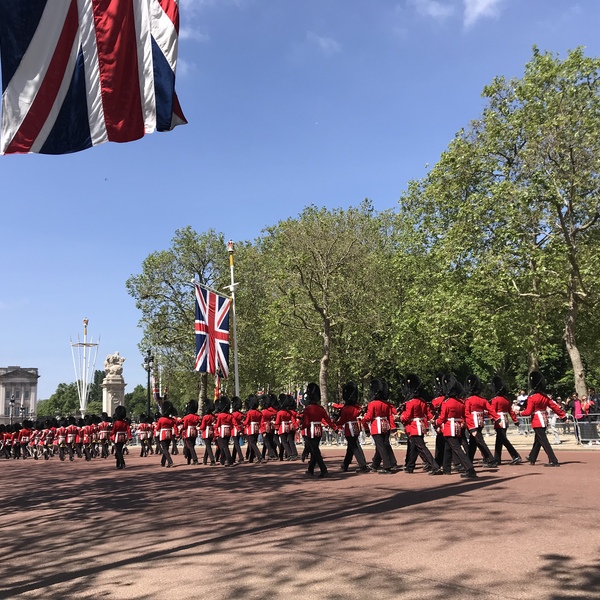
[[258, 202, 395, 404], [399, 47, 600, 395], [126, 227, 230, 402], [37, 382, 80, 417]]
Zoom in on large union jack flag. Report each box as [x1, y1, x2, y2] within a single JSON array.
[[195, 284, 232, 377], [0, 0, 186, 155]]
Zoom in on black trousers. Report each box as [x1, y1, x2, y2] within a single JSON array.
[[278, 432, 294, 460], [115, 441, 126, 468], [529, 427, 559, 464], [493, 428, 520, 462], [468, 427, 494, 462], [406, 435, 439, 471], [342, 435, 367, 469], [160, 440, 173, 466], [305, 436, 327, 474], [443, 436, 475, 473], [261, 432, 278, 459], [140, 439, 151, 457], [245, 434, 263, 462], [101, 440, 110, 458], [185, 436, 198, 463], [231, 435, 244, 463], [370, 433, 395, 470], [217, 436, 233, 465], [203, 438, 216, 464]]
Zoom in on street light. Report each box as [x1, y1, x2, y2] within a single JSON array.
[[142, 349, 155, 418], [9, 394, 15, 426]]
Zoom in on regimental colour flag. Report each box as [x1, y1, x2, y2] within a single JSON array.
[[195, 284, 232, 377], [0, 0, 187, 155]]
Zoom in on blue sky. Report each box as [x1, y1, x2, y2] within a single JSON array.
[[1, 0, 598, 400]]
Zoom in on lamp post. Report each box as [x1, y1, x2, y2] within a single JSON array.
[[142, 349, 155, 418], [227, 240, 240, 397], [9, 394, 15, 426]]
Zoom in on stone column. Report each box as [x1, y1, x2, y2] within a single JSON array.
[[101, 352, 126, 416]]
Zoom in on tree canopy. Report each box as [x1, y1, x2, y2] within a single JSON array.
[[126, 47, 600, 403]]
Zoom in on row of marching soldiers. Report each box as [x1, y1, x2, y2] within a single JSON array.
[[2, 368, 566, 475], [129, 367, 567, 477], [0, 411, 131, 464]]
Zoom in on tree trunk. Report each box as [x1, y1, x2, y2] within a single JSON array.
[[319, 318, 331, 407], [564, 291, 587, 397], [198, 372, 208, 406]]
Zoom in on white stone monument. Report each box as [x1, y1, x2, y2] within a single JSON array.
[[101, 352, 126, 416]]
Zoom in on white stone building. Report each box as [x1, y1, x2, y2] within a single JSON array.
[[0, 366, 39, 425]]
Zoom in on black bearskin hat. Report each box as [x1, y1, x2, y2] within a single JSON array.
[[403, 373, 422, 401], [306, 383, 321, 404], [215, 396, 231, 413], [231, 396, 242, 412], [369, 378, 389, 401], [442, 373, 463, 398], [114, 405, 127, 421], [529, 371, 546, 392], [246, 395, 259, 411], [464, 374, 482, 396], [161, 400, 174, 417], [202, 400, 215, 415], [187, 400, 199, 414], [492, 376, 507, 396], [139, 414, 147, 424], [342, 381, 359, 405], [432, 373, 444, 396], [278, 393, 288, 410]]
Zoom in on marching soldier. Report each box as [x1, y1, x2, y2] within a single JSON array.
[[336, 381, 368, 473], [521, 371, 566, 467], [401, 374, 443, 475], [490, 376, 522, 465]]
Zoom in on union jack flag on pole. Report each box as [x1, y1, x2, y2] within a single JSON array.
[[194, 284, 232, 377], [0, 0, 187, 155]]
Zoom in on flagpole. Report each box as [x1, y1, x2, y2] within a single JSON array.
[[227, 240, 240, 397]]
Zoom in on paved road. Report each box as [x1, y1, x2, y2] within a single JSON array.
[[0, 444, 598, 599]]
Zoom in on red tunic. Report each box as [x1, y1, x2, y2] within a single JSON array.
[[436, 397, 466, 437], [401, 398, 433, 436], [520, 393, 566, 428], [215, 413, 234, 438], [243, 409, 262, 436], [490, 396, 518, 429], [182, 414, 201, 439], [301, 404, 336, 438], [111, 420, 131, 443], [156, 416, 175, 441], [464, 395, 498, 430], [200, 414, 214, 440], [260, 406, 277, 434], [231, 411, 245, 436], [274, 409, 292, 435], [335, 404, 363, 437], [18, 427, 32, 444], [362, 400, 395, 435]]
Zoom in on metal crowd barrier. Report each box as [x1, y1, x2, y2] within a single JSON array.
[[573, 412, 600, 445]]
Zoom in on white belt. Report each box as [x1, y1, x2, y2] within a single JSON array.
[[450, 418, 462, 437], [536, 411, 547, 428], [347, 420, 359, 436], [498, 412, 507, 429], [310, 421, 322, 438], [472, 411, 484, 428], [413, 417, 424, 436]]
